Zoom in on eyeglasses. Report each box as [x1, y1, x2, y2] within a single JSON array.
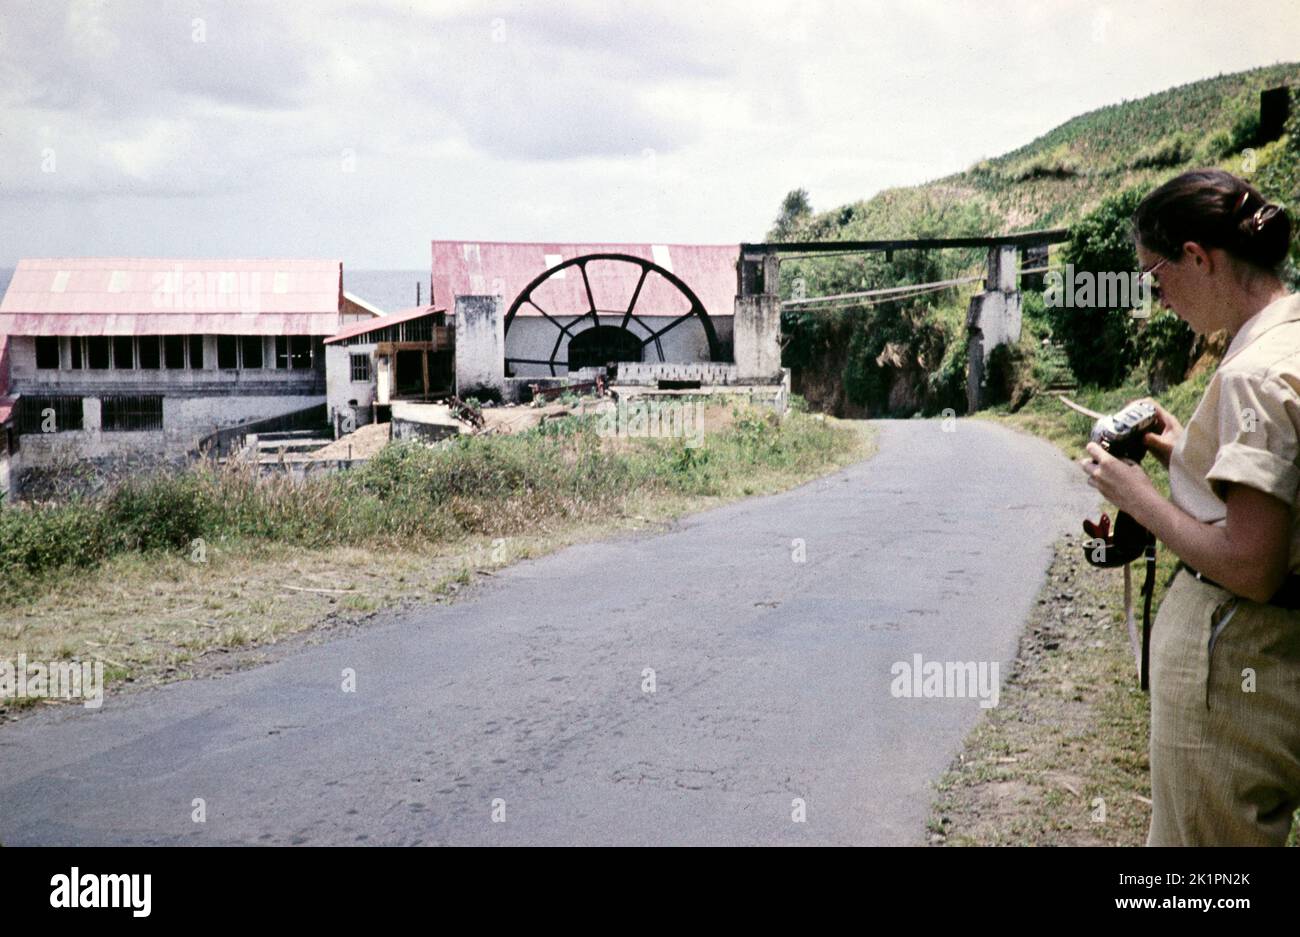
[[1138, 257, 1170, 300]]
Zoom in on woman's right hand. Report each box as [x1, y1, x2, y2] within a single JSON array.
[[1138, 397, 1182, 468]]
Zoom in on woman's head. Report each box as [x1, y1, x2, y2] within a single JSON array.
[[1132, 169, 1292, 333]]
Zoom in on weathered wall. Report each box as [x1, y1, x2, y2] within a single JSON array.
[[0, 446, 11, 503], [966, 246, 1023, 412], [390, 401, 461, 443], [455, 295, 505, 398], [733, 295, 782, 382], [325, 343, 377, 434], [15, 393, 324, 464]]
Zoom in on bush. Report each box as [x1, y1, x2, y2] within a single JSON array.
[[0, 410, 855, 584], [103, 471, 215, 552], [1134, 308, 1196, 393], [1129, 134, 1194, 170], [0, 501, 106, 574], [1047, 187, 1147, 388]]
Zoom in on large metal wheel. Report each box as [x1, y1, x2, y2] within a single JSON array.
[[503, 253, 722, 376]]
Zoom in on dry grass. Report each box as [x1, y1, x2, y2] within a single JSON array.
[[0, 412, 874, 716], [935, 392, 1299, 845], [929, 533, 1151, 846]]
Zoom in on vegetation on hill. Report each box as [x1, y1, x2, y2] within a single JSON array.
[[775, 63, 1300, 416]]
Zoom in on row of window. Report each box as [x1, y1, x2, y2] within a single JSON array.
[[34, 336, 319, 372], [336, 315, 440, 347], [17, 395, 163, 434]]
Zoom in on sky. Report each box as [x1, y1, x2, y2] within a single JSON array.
[[1, 0, 1298, 270]]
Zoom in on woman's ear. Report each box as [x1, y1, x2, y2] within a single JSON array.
[[1182, 241, 1214, 273]]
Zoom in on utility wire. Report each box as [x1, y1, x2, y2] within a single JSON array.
[[782, 274, 983, 309]]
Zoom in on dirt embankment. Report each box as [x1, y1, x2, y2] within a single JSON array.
[[929, 532, 1153, 846]]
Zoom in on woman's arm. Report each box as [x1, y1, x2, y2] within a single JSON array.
[[1136, 482, 1290, 602], [1081, 443, 1292, 603]]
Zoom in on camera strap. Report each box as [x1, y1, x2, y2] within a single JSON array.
[[1139, 536, 1156, 691], [1084, 512, 1157, 690], [1121, 538, 1157, 691]]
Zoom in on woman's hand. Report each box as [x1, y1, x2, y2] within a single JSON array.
[[1078, 441, 1161, 520], [1137, 397, 1182, 468]]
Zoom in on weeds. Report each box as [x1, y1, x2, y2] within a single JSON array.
[[0, 405, 854, 602]]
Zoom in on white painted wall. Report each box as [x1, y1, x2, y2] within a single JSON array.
[[326, 343, 378, 433], [504, 314, 733, 378], [455, 295, 505, 397]]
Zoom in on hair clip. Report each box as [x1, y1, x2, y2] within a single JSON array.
[[1235, 191, 1252, 214], [1253, 204, 1280, 232]]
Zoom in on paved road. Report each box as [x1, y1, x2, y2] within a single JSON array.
[[0, 418, 1097, 845]]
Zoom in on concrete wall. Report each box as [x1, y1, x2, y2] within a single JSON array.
[[390, 401, 461, 443], [733, 295, 782, 382], [455, 295, 505, 399], [325, 343, 377, 435], [0, 440, 11, 503], [14, 392, 324, 465], [504, 314, 733, 378], [8, 333, 329, 461]]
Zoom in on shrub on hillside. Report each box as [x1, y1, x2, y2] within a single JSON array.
[[1047, 187, 1148, 387]]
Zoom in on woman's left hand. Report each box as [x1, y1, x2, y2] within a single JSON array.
[[1078, 441, 1159, 518]]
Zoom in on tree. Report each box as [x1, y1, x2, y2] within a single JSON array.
[[769, 188, 812, 242]]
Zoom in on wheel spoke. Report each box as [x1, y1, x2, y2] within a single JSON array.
[[642, 306, 701, 343], [528, 299, 574, 336], [621, 266, 649, 331], [580, 262, 601, 330]]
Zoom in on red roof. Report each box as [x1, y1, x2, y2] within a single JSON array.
[[324, 305, 445, 344], [0, 259, 344, 336], [431, 241, 738, 318]]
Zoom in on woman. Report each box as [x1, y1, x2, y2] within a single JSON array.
[[1079, 168, 1299, 846]]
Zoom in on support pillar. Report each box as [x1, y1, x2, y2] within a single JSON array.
[[454, 295, 505, 401], [966, 245, 1022, 412]]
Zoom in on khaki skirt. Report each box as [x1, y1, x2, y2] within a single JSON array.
[[1147, 569, 1300, 845]]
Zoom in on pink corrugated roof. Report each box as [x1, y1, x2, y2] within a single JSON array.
[[0, 259, 343, 335], [325, 304, 445, 344], [0, 395, 14, 426], [431, 241, 738, 318]]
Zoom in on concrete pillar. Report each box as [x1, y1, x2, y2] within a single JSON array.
[[966, 245, 1023, 412], [83, 397, 102, 432], [738, 251, 781, 297], [734, 294, 783, 382], [0, 435, 12, 504], [454, 294, 505, 401]]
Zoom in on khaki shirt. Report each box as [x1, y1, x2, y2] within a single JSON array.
[[1169, 292, 1300, 569]]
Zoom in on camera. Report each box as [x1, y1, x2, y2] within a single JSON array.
[[1089, 400, 1162, 463]]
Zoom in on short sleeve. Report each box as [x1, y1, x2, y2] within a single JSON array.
[[1205, 371, 1300, 505]]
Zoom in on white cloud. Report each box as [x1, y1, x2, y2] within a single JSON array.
[[0, 0, 1297, 266]]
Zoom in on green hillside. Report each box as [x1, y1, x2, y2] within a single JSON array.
[[776, 62, 1300, 417]]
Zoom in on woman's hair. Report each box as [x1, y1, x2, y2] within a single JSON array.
[[1133, 169, 1293, 271]]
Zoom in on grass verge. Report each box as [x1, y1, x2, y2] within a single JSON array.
[[929, 378, 1298, 845], [0, 402, 873, 717]]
